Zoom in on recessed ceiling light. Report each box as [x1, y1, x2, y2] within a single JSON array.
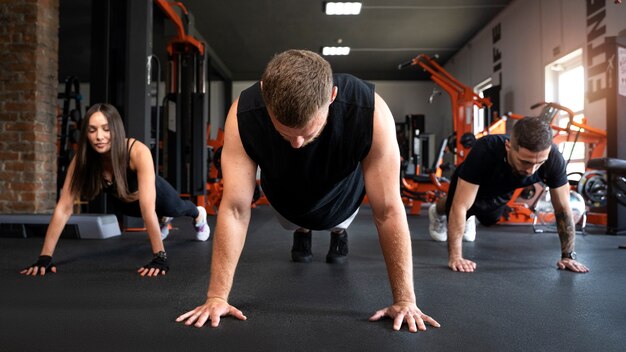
[[322, 47, 351, 56], [324, 2, 362, 15]]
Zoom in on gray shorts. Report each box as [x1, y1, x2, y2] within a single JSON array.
[[271, 206, 360, 232]]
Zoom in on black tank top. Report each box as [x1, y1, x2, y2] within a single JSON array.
[[237, 74, 374, 230], [103, 139, 139, 197]]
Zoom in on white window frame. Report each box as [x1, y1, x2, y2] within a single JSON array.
[[473, 77, 493, 133], [544, 49, 586, 175]]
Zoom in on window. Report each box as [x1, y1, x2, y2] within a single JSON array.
[[545, 49, 585, 175], [473, 77, 493, 133]]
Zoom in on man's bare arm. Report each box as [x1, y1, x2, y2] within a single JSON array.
[[176, 99, 258, 327], [363, 93, 439, 332], [446, 178, 479, 272]]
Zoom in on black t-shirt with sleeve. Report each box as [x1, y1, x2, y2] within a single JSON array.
[[447, 134, 568, 215]]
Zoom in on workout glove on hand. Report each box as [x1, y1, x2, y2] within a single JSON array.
[[141, 251, 169, 274], [26, 255, 56, 273]]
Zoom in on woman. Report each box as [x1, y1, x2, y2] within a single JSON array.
[[21, 103, 210, 277]]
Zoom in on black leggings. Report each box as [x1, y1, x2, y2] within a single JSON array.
[[109, 175, 199, 219]]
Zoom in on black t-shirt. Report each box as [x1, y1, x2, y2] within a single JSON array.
[[237, 73, 375, 230], [453, 134, 568, 211]]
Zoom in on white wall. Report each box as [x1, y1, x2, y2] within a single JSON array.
[[233, 81, 256, 104], [209, 80, 226, 139], [445, 0, 626, 134], [373, 80, 450, 146]]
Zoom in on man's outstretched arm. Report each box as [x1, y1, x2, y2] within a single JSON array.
[[363, 93, 440, 332], [550, 184, 589, 273], [447, 178, 479, 272], [176, 99, 258, 327]]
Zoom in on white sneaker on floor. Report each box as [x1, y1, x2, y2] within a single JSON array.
[[194, 206, 211, 241], [159, 217, 174, 240], [463, 215, 477, 242], [428, 204, 447, 241]]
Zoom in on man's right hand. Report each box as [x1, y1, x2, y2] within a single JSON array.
[[176, 297, 247, 328], [448, 257, 476, 272], [20, 255, 57, 276]]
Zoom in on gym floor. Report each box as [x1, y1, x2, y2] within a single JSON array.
[[1, 205, 624, 352]]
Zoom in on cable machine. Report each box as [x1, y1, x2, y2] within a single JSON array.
[[155, 0, 207, 197]]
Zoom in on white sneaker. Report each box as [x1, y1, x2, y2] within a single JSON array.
[[194, 206, 211, 241], [463, 216, 476, 242], [159, 217, 173, 240], [428, 204, 447, 241]]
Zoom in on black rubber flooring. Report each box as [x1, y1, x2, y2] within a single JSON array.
[[1, 205, 624, 352]]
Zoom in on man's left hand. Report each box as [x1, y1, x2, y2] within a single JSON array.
[[557, 258, 590, 273], [369, 302, 440, 332]]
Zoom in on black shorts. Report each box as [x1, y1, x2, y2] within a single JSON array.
[[445, 168, 506, 227]]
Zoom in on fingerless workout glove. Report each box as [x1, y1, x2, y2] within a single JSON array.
[[26, 255, 55, 272], [141, 251, 169, 273]]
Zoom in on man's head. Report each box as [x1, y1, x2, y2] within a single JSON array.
[[261, 50, 336, 148], [506, 116, 553, 177]]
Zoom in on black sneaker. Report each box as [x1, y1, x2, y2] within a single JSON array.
[[291, 230, 312, 263], [326, 230, 348, 264]]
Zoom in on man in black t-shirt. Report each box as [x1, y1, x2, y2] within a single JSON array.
[[428, 116, 589, 273]]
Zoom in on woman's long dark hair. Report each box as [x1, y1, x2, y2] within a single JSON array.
[[70, 103, 138, 202]]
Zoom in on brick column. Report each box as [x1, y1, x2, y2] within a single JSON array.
[[0, 0, 59, 213]]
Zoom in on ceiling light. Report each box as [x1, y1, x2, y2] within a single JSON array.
[[324, 2, 362, 15], [322, 46, 351, 56]]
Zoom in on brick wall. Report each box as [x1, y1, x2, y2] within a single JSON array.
[[0, 0, 59, 213]]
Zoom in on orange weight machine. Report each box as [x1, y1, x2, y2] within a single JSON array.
[[154, 0, 205, 56], [397, 54, 493, 214], [399, 136, 450, 215], [399, 54, 493, 165]]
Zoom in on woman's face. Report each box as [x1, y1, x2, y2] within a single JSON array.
[[87, 112, 112, 154]]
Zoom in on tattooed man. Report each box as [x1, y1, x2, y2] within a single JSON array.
[[428, 116, 589, 273]]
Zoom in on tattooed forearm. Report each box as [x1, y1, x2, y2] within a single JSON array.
[[555, 211, 575, 253]]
